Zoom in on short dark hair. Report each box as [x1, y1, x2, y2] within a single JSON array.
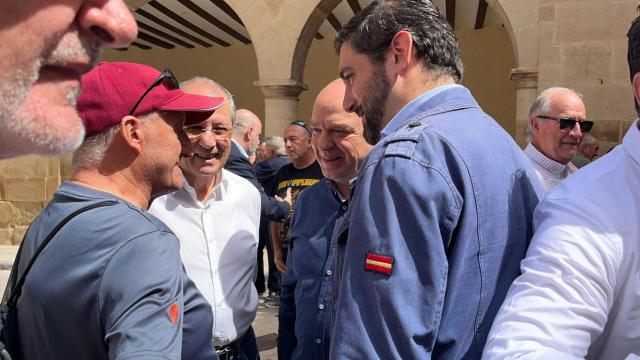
[[627, 6, 640, 112], [334, 0, 463, 83]]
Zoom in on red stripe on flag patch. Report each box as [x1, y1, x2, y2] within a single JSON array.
[[364, 252, 393, 276]]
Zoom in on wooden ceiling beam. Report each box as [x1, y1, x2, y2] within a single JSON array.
[[347, 0, 362, 14], [475, 0, 488, 30], [177, 0, 251, 44], [315, 33, 324, 40], [209, 0, 244, 25], [137, 22, 195, 48], [137, 31, 175, 49], [148, 1, 230, 47], [446, 0, 455, 28], [327, 13, 342, 33], [136, 8, 213, 47], [131, 42, 152, 50]]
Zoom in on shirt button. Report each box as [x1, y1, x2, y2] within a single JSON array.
[[318, 303, 325, 310], [326, 270, 332, 276], [316, 338, 322, 344], [342, 205, 347, 210]]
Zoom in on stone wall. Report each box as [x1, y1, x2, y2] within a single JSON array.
[[0, 154, 72, 244]]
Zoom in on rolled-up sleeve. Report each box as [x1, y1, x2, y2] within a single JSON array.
[[483, 198, 621, 359]]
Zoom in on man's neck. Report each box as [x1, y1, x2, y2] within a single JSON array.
[[71, 168, 151, 210], [232, 137, 250, 155], [292, 155, 316, 169], [186, 172, 221, 202]]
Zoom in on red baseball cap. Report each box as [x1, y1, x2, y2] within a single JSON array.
[[78, 62, 224, 136]]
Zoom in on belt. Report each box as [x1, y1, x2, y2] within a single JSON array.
[[214, 330, 249, 360]]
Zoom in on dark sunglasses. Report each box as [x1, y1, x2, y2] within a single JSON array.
[[128, 69, 179, 115], [536, 115, 594, 133], [290, 120, 312, 136]]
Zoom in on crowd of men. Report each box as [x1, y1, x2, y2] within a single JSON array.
[[0, 0, 639, 359]]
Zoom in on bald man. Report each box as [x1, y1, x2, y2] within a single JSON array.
[[278, 79, 372, 359]]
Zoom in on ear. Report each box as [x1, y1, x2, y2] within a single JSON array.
[[244, 126, 253, 142], [119, 115, 143, 155], [530, 116, 540, 134], [633, 73, 640, 110], [388, 30, 414, 74]]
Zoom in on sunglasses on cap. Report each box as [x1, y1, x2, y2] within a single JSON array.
[[290, 120, 312, 136], [128, 69, 179, 115], [536, 115, 594, 133]]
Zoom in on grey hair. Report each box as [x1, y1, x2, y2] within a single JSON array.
[[72, 111, 157, 170], [528, 87, 584, 133], [180, 77, 236, 125], [265, 135, 286, 155]]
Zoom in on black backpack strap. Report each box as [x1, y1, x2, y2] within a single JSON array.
[[5, 200, 117, 307]]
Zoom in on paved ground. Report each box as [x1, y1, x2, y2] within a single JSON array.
[[0, 245, 280, 358]]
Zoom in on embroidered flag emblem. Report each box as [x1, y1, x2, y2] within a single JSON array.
[[168, 303, 180, 325], [364, 252, 393, 275]]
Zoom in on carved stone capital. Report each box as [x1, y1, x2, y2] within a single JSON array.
[[510, 68, 539, 89], [254, 79, 308, 98]]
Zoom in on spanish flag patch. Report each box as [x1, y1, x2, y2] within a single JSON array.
[[364, 252, 393, 276]]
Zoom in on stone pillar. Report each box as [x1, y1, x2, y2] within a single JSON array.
[[510, 67, 539, 148], [255, 79, 308, 136]]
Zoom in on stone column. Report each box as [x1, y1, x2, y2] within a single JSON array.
[[255, 79, 308, 137], [510, 67, 539, 148]]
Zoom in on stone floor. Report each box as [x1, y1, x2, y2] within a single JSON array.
[[0, 245, 280, 358]]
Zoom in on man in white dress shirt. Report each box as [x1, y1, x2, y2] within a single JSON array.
[[150, 77, 260, 360], [523, 87, 594, 192], [484, 12, 640, 359]]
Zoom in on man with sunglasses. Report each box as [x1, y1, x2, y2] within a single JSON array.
[[524, 87, 593, 192], [484, 12, 640, 359], [150, 78, 261, 360], [13, 62, 222, 359]]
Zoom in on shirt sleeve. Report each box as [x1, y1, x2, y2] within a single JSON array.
[[331, 154, 462, 358], [483, 198, 622, 359], [277, 196, 302, 359], [99, 231, 186, 360]]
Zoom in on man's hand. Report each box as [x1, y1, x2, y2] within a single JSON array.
[[274, 247, 287, 273], [275, 187, 293, 206]]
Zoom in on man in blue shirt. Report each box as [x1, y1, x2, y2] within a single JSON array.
[[330, 1, 544, 359], [278, 79, 371, 360], [14, 62, 222, 359]]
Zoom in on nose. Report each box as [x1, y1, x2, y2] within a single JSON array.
[[76, 0, 138, 48], [198, 131, 218, 149], [342, 84, 358, 113], [315, 131, 333, 151], [568, 122, 583, 139]]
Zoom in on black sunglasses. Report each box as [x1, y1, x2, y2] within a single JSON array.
[[128, 69, 179, 115], [290, 120, 312, 136], [536, 115, 594, 133]]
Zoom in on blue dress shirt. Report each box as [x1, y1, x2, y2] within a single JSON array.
[[330, 86, 543, 359], [278, 179, 346, 360]]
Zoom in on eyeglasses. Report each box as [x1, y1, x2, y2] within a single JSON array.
[[183, 124, 232, 139], [290, 120, 312, 136], [128, 69, 179, 115], [536, 115, 594, 133]]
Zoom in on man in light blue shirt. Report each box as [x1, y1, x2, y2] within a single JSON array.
[[330, 1, 544, 358]]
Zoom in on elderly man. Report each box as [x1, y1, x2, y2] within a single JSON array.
[[254, 136, 291, 297], [278, 79, 371, 360], [330, 1, 543, 358], [483, 13, 640, 360], [150, 78, 261, 360], [0, 0, 137, 158], [524, 87, 594, 191], [270, 121, 324, 275], [571, 134, 600, 168], [10, 62, 221, 359]]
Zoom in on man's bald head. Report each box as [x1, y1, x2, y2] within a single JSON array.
[[233, 108, 262, 155]]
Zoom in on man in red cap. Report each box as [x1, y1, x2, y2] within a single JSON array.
[[9, 62, 222, 359]]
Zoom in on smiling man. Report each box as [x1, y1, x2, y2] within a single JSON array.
[[0, 0, 138, 158], [12, 62, 221, 359], [149, 77, 261, 360], [277, 79, 371, 360], [330, 1, 543, 359], [525, 87, 593, 192]]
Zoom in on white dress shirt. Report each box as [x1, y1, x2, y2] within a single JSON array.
[[484, 120, 640, 359], [149, 169, 260, 346], [524, 143, 577, 192]]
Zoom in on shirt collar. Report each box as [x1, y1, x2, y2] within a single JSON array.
[[182, 169, 230, 207], [524, 143, 576, 176], [622, 118, 640, 165], [231, 139, 249, 159], [380, 84, 462, 138], [325, 179, 348, 203]]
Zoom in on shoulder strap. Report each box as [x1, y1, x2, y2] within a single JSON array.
[[4, 200, 117, 307]]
